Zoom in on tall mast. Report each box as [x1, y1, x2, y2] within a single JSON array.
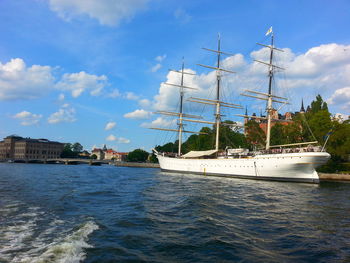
[[151, 61, 204, 156], [265, 33, 274, 150], [240, 28, 288, 149], [215, 35, 222, 151], [178, 59, 185, 156], [194, 35, 240, 151]]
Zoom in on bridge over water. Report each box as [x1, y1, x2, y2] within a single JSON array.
[[6, 158, 111, 165]]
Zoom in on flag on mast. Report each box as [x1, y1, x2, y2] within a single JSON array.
[[265, 26, 273, 36]]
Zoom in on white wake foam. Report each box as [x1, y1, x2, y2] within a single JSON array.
[[0, 201, 99, 263], [25, 221, 99, 263]]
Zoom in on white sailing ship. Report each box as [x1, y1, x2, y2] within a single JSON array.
[[151, 29, 330, 183]]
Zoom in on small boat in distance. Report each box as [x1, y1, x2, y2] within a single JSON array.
[[151, 29, 330, 183]]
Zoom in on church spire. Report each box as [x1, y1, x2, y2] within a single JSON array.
[[300, 99, 305, 113]]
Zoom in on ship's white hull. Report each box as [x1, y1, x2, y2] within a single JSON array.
[[157, 152, 331, 183]]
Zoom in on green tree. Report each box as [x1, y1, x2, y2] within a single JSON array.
[[158, 121, 247, 154], [60, 142, 84, 158], [61, 143, 74, 158], [310, 94, 329, 113], [127, 149, 149, 162], [270, 123, 284, 146], [90, 154, 97, 159], [72, 142, 83, 153], [300, 95, 350, 172]]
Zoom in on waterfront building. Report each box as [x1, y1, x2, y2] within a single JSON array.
[[101, 148, 128, 161], [91, 146, 128, 161], [0, 135, 64, 160], [91, 148, 104, 160]]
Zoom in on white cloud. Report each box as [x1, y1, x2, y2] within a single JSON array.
[[139, 98, 151, 108], [155, 54, 166, 62], [106, 134, 117, 141], [117, 137, 130, 144], [149, 43, 350, 113], [105, 121, 116, 130], [140, 117, 176, 128], [0, 58, 54, 100], [48, 106, 76, 124], [106, 134, 130, 143], [151, 63, 162, 72], [106, 89, 120, 98], [327, 87, 350, 110], [334, 113, 349, 123], [153, 68, 205, 111], [125, 92, 139, 100], [0, 58, 111, 101], [55, 71, 108, 98], [124, 109, 151, 119], [49, 0, 149, 26], [13, 111, 42, 126]]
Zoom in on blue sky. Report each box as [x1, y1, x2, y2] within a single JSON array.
[[1, 0, 349, 152]]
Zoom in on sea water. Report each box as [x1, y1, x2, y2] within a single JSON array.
[[0, 163, 349, 262]]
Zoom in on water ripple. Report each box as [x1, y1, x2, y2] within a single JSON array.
[[1, 164, 350, 262]]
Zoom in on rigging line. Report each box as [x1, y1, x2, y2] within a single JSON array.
[[301, 114, 318, 142]]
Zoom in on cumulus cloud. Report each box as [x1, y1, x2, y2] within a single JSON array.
[[0, 58, 111, 101], [140, 117, 176, 128], [139, 98, 151, 108], [124, 92, 139, 100], [106, 134, 130, 143], [105, 121, 116, 130], [55, 71, 108, 98], [153, 68, 205, 111], [327, 87, 350, 110], [0, 58, 54, 100], [124, 109, 151, 119], [148, 43, 350, 114], [48, 105, 76, 124], [49, 0, 150, 26], [13, 111, 42, 126]]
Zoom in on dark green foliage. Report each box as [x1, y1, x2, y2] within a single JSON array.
[[61, 142, 84, 158], [72, 142, 83, 153], [304, 95, 349, 172], [90, 154, 97, 159], [127, 149, 149, 162], [157, 121, 248, 154], [310, 94, 329, 113], [219, 121, 248, 150], [149, 154, 158, 163]]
